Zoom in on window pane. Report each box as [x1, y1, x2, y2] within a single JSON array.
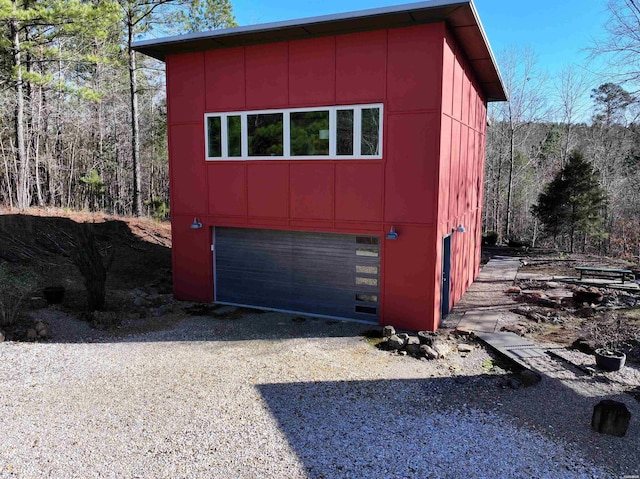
[[290, 110, 329, 156], [337, 109, 354, 155], [361, 108, 380, 156], [207, 116, 222, 157], [227, 115, 241, 157], [248, 113, 283, 157]]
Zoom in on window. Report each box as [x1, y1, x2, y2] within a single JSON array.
[[205, 104, 382, 160]]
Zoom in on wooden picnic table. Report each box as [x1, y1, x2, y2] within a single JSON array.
[[575, 266, 634, 284]]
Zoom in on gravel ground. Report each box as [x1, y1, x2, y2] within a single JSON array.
[[1, 310, 637, 478]]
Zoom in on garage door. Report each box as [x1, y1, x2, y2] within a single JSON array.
[[214, 227, 380, 322]]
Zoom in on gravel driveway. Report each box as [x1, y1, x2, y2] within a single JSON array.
[[1, 310, 637, 478]]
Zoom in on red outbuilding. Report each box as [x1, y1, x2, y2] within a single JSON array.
[[133, 0, 506, 331]]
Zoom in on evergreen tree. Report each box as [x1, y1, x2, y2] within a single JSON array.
[[532, 151, 608, 252]]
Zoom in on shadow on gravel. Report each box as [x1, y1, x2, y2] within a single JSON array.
[[24, 308, 374, 344], [257, 376, 639, 478]]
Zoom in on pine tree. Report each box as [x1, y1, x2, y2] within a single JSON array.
[[532, 151, 608, 252]]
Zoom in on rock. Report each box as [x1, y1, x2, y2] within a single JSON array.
[[420, 344, 439, 359], [417, 330, 437, 345], [505, 286, 521, 294], [37, 326, 50, 338], [432, 340, 451, 358], [546, 281, 561, 288], [573, 287, 603, 304], [26, 329, 38, 340], [406, 336, 420, 346], [396, 332, 410, 342], [453, 327, 474, 338], [457, 343, 473, 353], [592, 400, 631, 437], [133, 297, 149, 307], [387, 334, 406, 350], [572, 338, 597, 355], [0, 330, 5, 342], [34, 321, 47, 333], [519, 370, 542, 386], [131, 288, 148, 298], [29, 296, 48, 309], [396, 350, 407, 356], [405, 343, 422, 357], [507, 378, 522, 389], [500, 324, 528, 336], [382, 325, 395, 338]]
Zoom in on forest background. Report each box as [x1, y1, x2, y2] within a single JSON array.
[[1, 0, 639, 258]]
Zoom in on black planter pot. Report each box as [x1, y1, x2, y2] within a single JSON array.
[[43, 286, 65, 305], [595, 348, 626, 372]]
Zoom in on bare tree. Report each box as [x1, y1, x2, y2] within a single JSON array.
[[593, 0, 640, 90]]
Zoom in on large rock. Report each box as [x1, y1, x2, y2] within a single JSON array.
[[387, 334, 406, 350], [420, 344, 439, 359], [417, 331, 437, 345], [406, 336, 420, 346], [432, 341, 451, 359], [0, 330, 5, 342], [573, 287, 603, 304], [591, 400, 631, 437], [382, 325, 395, 338], [405, 343, 423, 357]]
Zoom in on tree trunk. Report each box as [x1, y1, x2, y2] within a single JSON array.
[[10, 13, 29, 210], [127, 18, 142, 217], [505, 127, 515, 240]]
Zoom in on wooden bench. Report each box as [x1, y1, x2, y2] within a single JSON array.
[[575, 266, 634, 284]]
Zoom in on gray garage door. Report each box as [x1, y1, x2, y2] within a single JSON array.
[[214, 227, 380, 322]]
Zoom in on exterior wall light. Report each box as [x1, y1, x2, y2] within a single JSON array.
[[386, 226, 399, 240], [190, 217, 203, 229], [456, 224, 466, 233]]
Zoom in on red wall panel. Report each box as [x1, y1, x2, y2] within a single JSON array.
[[384, 112, 439, 223], [169, 124, 207, 215], [172, 217, 212, 302], [289, 37, 336, 106], [207, 163, 247, 216], [205, 47, 245, 111], [245, 42, 288, 108], [387, 24, 443, 113], [335, 163, 383, 222], [336, 30, 386, 103], [290, 163, 334, 220], [247, 163, 289, 218], [167, 53, 205, 124], [383, 225, 436, 330]]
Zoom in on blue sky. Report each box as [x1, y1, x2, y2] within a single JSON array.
[[232, 0, 614, 97]]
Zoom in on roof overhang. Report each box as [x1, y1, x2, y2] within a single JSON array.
[[132, 0, 507, 102]]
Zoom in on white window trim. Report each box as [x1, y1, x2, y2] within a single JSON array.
[[204, 103, 383, 161]]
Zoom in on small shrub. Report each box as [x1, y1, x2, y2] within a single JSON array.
[[0, 262, 35, 327], [482, 231, 498, 246]]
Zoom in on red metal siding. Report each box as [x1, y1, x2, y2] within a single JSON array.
[[165, 21, 487, 331], [432, 28, 488, 325], [245, 42, 288, 108], [335, 163, 383, 222], [205, 47, 246, 111], [289, 37, 336, 106], [247, 164, 289, 218], [335, 30, 387, 103]]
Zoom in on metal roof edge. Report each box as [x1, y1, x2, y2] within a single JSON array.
[[131, 0, 469, 51]]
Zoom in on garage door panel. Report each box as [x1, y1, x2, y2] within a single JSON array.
[[215, 227, 379, 321]]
